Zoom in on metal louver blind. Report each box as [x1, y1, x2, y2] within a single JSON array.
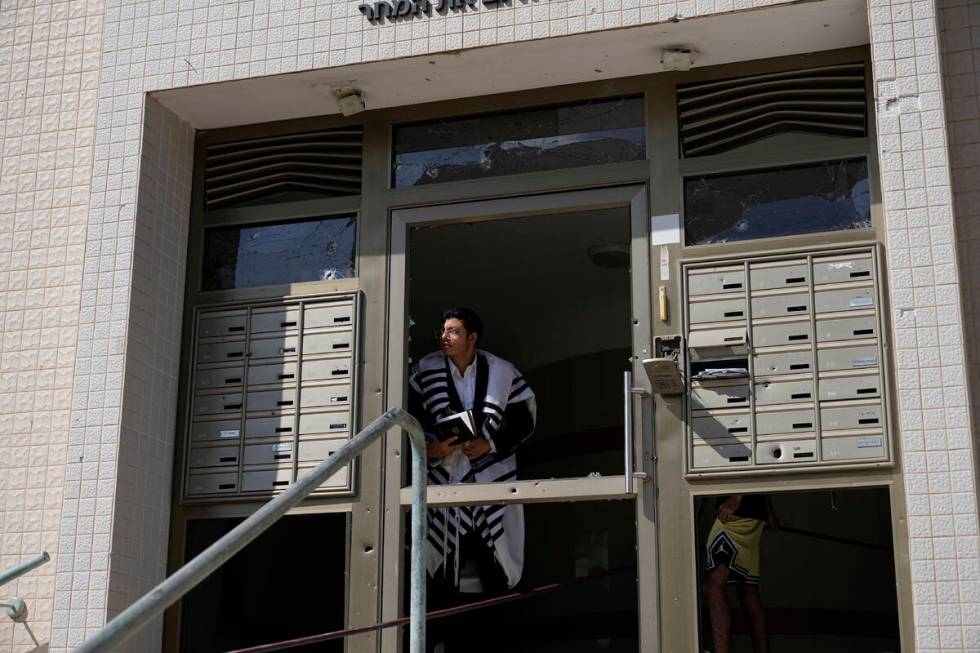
[[677, 63, 867, 158], [204, 127, 363, 210]]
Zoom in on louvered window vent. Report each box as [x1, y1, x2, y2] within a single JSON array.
[[677, 63, 867, 158], [204, 127, 363, 210]]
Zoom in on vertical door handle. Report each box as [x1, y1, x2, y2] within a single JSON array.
[[625, 371, 651, 494], [624, 371, 634, 494]]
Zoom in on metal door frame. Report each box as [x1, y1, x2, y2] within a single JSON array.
[[380, 185, 659, 651]]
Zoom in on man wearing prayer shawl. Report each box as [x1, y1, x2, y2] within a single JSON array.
[[408, 307, 536, 651]]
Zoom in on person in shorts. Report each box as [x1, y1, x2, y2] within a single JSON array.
[[702, 493, 776, 653]]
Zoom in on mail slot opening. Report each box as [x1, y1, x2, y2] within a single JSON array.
[[691, 359, 749, 382], [178, 514, 346, 652], [695, 487, 900, 653]]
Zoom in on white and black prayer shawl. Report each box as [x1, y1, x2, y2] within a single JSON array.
[[409, 350, 536, 589]]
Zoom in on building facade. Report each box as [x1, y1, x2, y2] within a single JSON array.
[[1, 0, 980, 651]]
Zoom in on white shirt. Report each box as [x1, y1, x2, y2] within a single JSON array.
[[449, 358, 496, 453], [449, 359, 477, 410]]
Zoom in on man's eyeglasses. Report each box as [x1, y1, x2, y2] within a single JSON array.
[[435, 327, 466, 340]]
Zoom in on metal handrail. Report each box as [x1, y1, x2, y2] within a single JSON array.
[[0, 552, 50, 590], [75, 407, 428, 653]]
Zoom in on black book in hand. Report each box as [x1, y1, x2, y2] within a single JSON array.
[[433, 410, 478, 443]]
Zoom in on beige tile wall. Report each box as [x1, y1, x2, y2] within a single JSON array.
[[0, 1, 104, 651], [49, 95, 192, 653], [1, 0, 979, 651], [939, 0, 980, 475], [871, 0, 980, 648]]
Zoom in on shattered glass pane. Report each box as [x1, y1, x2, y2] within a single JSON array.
[[202, 216, 356, 290], [684, 159, 871, 246], [392, 96, 645, 188]]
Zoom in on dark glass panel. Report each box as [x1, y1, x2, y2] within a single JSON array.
[[180, 514, 346, 652], [696, 489, 899, 652], [392, 96, 645, 188], [202, 215, 355, 291], [684, 159, 871, 246], [405, 500, 638, 652]]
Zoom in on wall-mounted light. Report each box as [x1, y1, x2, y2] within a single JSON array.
[[334, 86, 366, 116], [661, 47, 697, 71]]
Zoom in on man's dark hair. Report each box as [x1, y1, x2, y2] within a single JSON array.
[[442, 307, 483, 340]]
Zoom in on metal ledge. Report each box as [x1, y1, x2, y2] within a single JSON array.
[[399, 476, 634, 507]]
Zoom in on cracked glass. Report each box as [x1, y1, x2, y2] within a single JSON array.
[[684, 159, 871, 246], [392, 96, 646, 188], [202, 215, 356, 291]]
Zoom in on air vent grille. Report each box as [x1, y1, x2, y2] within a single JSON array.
[[204, 127, 363, 210], [677, 63, 867, 158]]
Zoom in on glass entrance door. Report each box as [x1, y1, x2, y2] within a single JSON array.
[[383, 186, 656, 651]]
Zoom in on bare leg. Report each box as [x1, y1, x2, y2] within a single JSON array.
[[737, 584, 769, 653], [702, 564, 732, 653]]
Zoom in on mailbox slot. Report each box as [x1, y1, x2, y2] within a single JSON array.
[[688, 266, 745, 296], [749, 260, 810, 291], [691, 410, 752, 440], [814, 285, 876, 313], [753, 349, 813, 376], [812, 254, 874, 285], [689, 297, 747, 324], [305, 302, 355, 330], [690, 380, 751, 410], [752, 320, 812, 347], [756, 438, 817, 464], [750, 292, 810, 319], [818, 372, 880, 401], [754, 378, 815, 405]]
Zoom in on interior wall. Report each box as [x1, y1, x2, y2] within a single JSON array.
[[407, 208, 631, 371]]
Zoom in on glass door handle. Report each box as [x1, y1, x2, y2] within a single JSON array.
[[624, 372, 651, 494]]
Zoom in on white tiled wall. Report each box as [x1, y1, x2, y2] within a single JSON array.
[[940, 0, 980, 466], [0, 1, 104, 651], [2, 0, 979, 651], [50, 94, 192, 652], [871, 0, 980, 649]]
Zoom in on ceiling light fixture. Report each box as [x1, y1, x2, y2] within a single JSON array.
[[661, 47, 697, 71], [334, 86, 366, 116], [588, 243, 630, 270]]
